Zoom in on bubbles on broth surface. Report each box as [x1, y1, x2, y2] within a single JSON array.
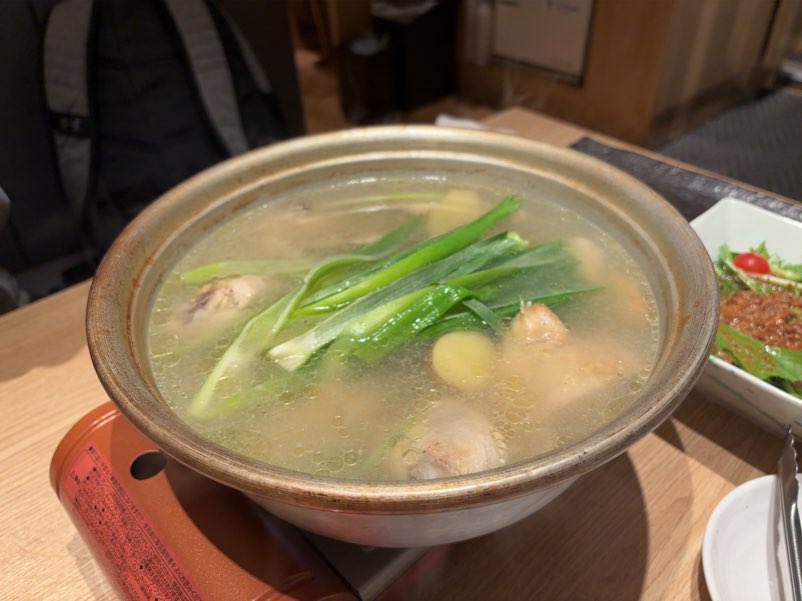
[[146, 182, 660, 480]]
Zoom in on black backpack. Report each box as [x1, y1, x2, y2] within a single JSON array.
[[43, 0, 289, 251], [0, 0, 294, 305]]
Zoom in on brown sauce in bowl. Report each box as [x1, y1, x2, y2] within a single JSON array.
[[720, 290, 802, 350]]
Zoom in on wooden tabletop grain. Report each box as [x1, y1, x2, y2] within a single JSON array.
[[0, 108, 787, 601]]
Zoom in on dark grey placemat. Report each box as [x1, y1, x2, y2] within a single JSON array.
[[658, 90, 802, 203], [570, 137, 802, 222]]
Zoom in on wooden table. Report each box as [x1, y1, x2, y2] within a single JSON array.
[[0, 108, 788, 600]]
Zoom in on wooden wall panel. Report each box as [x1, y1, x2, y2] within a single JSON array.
[[458, 0, 797, 147]]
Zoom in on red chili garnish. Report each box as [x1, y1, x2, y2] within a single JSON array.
[[733, 252, 771, 274]]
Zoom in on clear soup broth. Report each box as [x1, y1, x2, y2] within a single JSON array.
[[147, 181, 658, 481]]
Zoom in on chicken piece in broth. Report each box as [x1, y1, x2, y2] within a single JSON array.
[[180, 275, 266, 325], [426, 189, 487, 237], [565, 237, 652, 326], [509, 301, 568, 345], [242, 204, 409, 257], [500, 303, 641, 411], [388, 399, 505, 480], [565, 237, 607, 284]]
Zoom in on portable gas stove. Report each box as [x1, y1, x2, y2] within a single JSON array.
[[50, 403, 450, 601]]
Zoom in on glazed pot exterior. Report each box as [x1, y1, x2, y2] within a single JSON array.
[[86, 125, 718, 547]]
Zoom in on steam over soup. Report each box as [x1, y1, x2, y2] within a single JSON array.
[[147, 186, 659, 481]]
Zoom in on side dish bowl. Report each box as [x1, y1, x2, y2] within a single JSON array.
[[86, 126, 718, 547], [703, 474, 802, 601], [691, 197, 802, 436]]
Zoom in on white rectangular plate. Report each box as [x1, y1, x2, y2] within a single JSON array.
[[690, 197, 802, 436]]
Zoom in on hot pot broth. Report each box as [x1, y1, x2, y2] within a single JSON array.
[[147, 183, 659, 481]]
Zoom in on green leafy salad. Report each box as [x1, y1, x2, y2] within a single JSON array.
[[713, 242, 802, 400]]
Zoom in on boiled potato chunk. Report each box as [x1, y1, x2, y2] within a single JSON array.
[[426, 189, 485, 236], [431, 331, 495, 391]]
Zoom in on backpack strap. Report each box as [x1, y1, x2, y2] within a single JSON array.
[[42, 0, 96, 219], [214, 5, 272, 95], [43, 0, 259, 219], [162, 0, 249, 157], [0, 185, 9, 231]]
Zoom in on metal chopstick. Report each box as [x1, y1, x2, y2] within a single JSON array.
[[779, 427, 802, 601]]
